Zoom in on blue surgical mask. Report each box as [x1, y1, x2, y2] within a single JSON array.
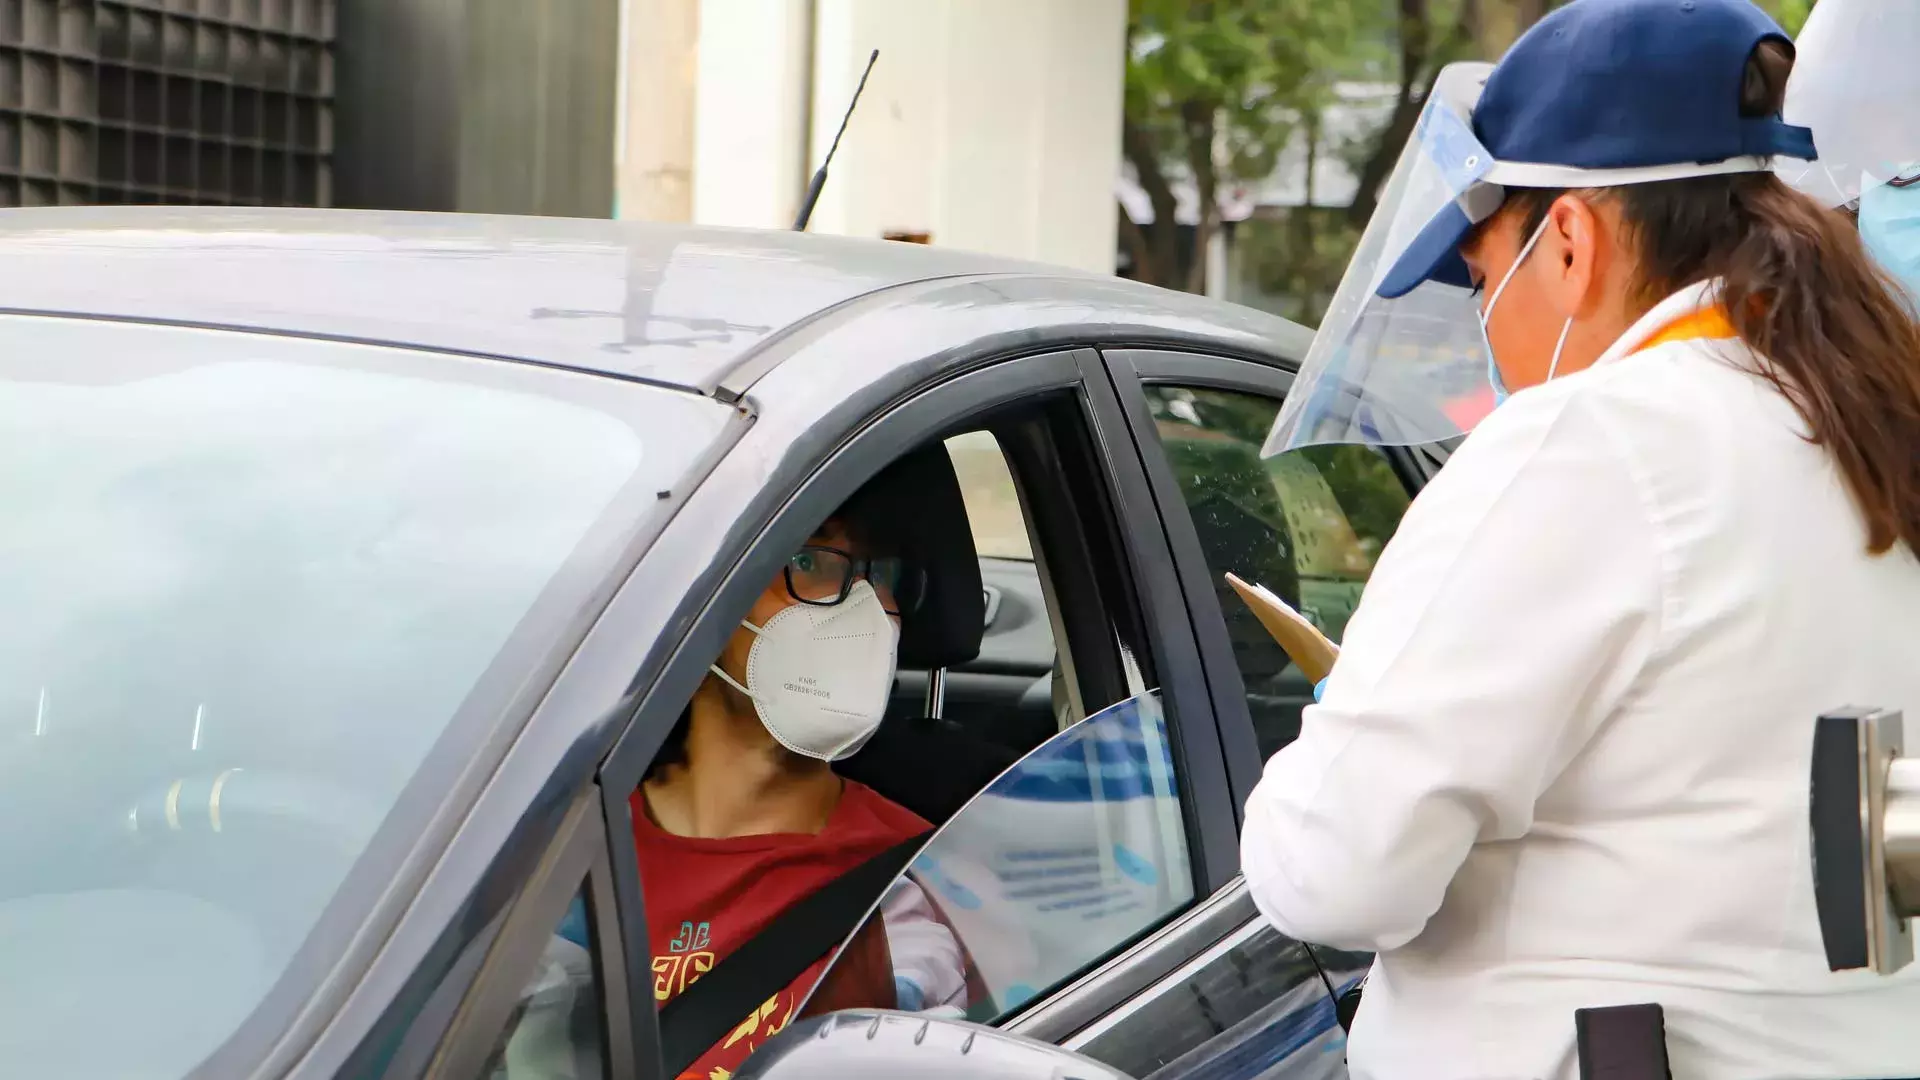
[[1859, 181, 1920, 301], [1477, 213, 1571, 408], [1484, 338, 1513, 406]]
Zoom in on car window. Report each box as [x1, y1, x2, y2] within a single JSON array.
[[482, 887, 607, 1080], [946, 430, 1034, 561], [1072, 909, 1371, 1079], [0, 315, 729, 1076], [1142, 384, 1411, 758], [807, 690, 1195, 1024]]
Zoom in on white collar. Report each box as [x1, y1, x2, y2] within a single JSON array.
[[1592, 279, 1725, 368]]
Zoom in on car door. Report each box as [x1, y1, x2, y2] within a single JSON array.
[[588, 345, 1248, 1078], [984, 348, 1434, 1078]]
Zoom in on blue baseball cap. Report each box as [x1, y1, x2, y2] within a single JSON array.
[[1376, 0, 1817, 300]]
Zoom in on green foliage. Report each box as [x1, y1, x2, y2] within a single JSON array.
[[1124, 0, 1809, 313], [1756, 0, 1813, 35], [1126, 0, 1376, 181]]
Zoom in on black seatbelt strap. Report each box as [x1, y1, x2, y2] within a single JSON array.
[[657, 831, 931, 1077], [1576, 1003, 1672, 1080]]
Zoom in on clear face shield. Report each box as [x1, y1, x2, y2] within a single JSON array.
[[1779, 0, 1920, 292], [1266, 54, 1812, 459], [1779, 0, 1920, 211], [1262, 64, 1503, 458]]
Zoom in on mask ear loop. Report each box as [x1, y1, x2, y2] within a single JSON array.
[[1482, 211, 1553, 323], [1545, 317, 1573, 383], [707, 617, 767, 701]]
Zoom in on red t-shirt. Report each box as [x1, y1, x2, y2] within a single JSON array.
[[633, 779, 930, 1080]]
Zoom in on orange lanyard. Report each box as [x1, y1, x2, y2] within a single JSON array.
[[1631, 306, 1738, 354]]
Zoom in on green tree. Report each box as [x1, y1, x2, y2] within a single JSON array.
[[1123, 0, 1813, 319], [1121, 0, 1375, 293], [1123, 0, 1510, 300], [1758, 0, 1813, 34]]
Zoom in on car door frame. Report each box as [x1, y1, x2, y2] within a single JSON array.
[[998, 348, 1385, 1068], [595, 345, 1242, 1077], [427, 785, 637, 1079], [1100, 349, 1297, 822], [1103, 347, 1438, 818]]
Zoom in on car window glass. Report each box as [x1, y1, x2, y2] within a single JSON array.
[[1143, 385, 1411, 759], [482, 887, 607, 1080], [807, 690, 1195, 1025], [1073, 912, 1371, 1079], [946, 430, 1033, 561], [0, 316, 726, 1075]]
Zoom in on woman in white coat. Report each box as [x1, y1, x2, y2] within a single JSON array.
[[1241, 1, 1920, 1078]]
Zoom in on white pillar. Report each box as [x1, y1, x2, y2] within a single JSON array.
[[630, 0, 1127, 271], [804, 0, 1126, 273], [617, 0, 701, 221], [690, 0, 815, 228]]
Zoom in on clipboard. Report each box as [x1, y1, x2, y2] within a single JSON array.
[[1224, 572, 1339, 685]]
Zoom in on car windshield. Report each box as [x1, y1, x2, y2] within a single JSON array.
[[0, 315, 730, 1078]]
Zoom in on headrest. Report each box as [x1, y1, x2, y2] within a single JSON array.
[[837, 444, 986, 670]]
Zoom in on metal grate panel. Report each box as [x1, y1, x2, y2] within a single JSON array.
[[0, 0, 333, 206]]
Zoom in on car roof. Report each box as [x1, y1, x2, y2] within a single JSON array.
[[0, 206, 1310, 395]]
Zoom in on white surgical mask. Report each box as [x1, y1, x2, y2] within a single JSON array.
[[1479, 212, 1573, 407], [709, 579, 900, 762]]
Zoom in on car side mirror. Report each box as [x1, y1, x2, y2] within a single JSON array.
[[732, 1010, 1135, 1080]]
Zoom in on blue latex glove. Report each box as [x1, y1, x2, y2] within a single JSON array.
[[1313, 677, 1329, 703]]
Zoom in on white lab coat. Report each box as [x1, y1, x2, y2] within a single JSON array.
[[1241, 280, 1920, 1080]]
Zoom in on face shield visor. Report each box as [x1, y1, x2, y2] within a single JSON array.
[[1779, 0, 1920, 210], [1265, 62, 1805, 458], [1261, 64, 1500, 458]]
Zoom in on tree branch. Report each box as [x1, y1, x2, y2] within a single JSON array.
[[1117, 201, 1155, 282], [1346, 0, 1433, 227], [1183, 100, 1218, 295], [1123, 116, 1181, 288]]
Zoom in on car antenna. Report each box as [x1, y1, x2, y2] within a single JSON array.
[[793, 48, 878, 232]]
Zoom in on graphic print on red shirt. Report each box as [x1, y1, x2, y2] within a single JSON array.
[[632, 779, 930, 1080]]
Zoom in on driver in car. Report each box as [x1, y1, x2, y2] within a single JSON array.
[[633, 482, 968, 1079]]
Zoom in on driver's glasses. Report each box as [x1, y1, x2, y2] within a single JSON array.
[[785, 545, 926, 615]]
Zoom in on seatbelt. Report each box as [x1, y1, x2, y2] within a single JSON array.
[[657, 831, 931, 1077]]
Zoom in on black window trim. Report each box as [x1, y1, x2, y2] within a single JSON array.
[[430, 784, 636, 1080], [1100, 349, 1294, 834], [1079, 350, 1243, 895], [991, 392, 1148, 729]]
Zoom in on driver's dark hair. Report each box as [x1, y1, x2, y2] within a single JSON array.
[[1506, 38, 1920, 557]]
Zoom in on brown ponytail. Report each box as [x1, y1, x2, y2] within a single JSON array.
[[1510, 40, 1920, 557]]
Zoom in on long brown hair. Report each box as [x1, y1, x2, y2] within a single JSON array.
[[1509, 39, 1920, 557]]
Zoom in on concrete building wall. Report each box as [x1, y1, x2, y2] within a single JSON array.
[[618, 0, 702, 222], [625, 0, 1126, 274], [335, 0, 619, 217], [687, 0, 813, 229], [459, 0, 621, 217], [804, 0, 1126, 273], [334, 0, 463, 211]]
